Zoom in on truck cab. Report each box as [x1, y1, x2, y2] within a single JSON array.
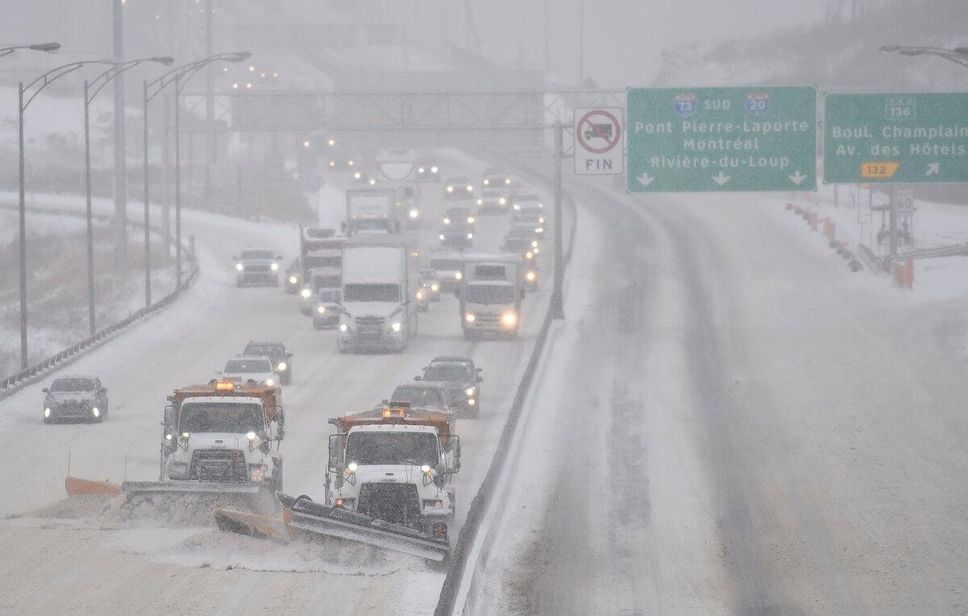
[[326, 406, 460, 541], [162, 382, 285, 490], [458, 255, 524, 339], [338, 242, 415, 353], [345, 188, 399, 235]]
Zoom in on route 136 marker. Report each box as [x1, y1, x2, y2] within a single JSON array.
[[574, 107, 625, 175]]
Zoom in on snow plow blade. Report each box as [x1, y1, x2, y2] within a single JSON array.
[[214, 507, 292, 542], [214, 493, 451, 562], [282, 494, 451, 562], [65, 476, 122, 497], [121, 480, 266, 496]]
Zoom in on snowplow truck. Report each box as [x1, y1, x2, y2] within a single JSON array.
[[326, 404, 460, 545], [121, 381, 286, 501]]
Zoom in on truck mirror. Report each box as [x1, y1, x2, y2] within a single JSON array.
[[327, 434, 341, 471], [163, 404, 173, 430]]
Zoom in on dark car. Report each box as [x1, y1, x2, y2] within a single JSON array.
[[439, 223, 474, 248], [388, 383, 453, 415], [444, 176, 474, 200], [43, 375, 108, 424], [480, 168, 513, 190], [415, 358, 483, 417], [242, 341, 294, 385], [313, 287, 342, 330], [415, 160, 441, 182], [442, 207, 476, 232], [284, 256, 303, 294], [419, 268, 441, 302]]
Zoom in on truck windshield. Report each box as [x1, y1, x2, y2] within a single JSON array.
[[343, 283, 400, 302], [350, 219, 390, 232], [317, 289, 341, 303], [431, 259, 462, 271], [312, 275, 341, 290], [467, 284, 515, 304], [179, 402, 264, 434], [304, 255, 341, 269], [244, 344, 283, 359], [241, 250, 274, 260], [345, 432, 440, 467]]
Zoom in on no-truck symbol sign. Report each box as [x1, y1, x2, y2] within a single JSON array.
[[574, 107, 624, 175]]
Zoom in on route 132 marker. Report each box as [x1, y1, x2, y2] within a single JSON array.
[[574, 107, 625, 175]]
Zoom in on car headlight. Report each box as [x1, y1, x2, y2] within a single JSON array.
[[513, 203, 521, 210], [418, 166, 425, 173], [539, 216, 545, 223], [465, 387, 475, 397], [535, 227, 544, 233], [317, 305, 326, 314], [277, 361, 287, 371], [416, 290, 424, 300], [526, 270, 537, 282], [44, 408, 51, 418], [526, 251, 534, 260], [92, 407, 100, 417], [476, 199, 483, 205], [409, 209, 419, 219], [288, 275, 298, 284], [465, 313, 476, 322], [390, 321, 402, 333], [501, 311, 518, 327], [439, 234, 446, 241], [446, 186, 454, 193], [329, 160, 336, 167], [505, 178, 511, 185], [249, 464, 267, 482], [270, 262, 279, 271], [265, 378, 275, 386], [431, 166, 438, 173], [467, 233, 474, 240], [339, 323, 349, 333], [443, 217, 450, 225], [466, 185, 473, 192], [467, 216, 475, 224], [300, 288, 312, 298], [354, 171, 362, 179], [431, 283, 439, 291], [368, 178, 376, 185], [468, 398, 476, 406], [347, 461, 358, 473], [499, 197, 506, 205], [235, 263, 244, 271], [348, 159, 355, 166], [532, 240, 539, 248], [483, 179, 490, 185], [455, 271, 463, 280]]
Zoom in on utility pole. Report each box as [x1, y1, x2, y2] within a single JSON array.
[[161, 0, 175, 255], [113, 0, 128, 271], [578, 0, 584, 86], [888, 184, 898, 258], [551, 122, 565, 320], [204, 0, 215, 202]]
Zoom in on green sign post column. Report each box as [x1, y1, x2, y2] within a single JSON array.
[[823, 93, 968, 184], [626, 86, 817, 192]]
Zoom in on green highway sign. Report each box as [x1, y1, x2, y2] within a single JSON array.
[[626, 86, 817, 192], [824, 93, 968, 184]]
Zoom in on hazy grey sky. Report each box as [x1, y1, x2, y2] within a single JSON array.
[[475, 0, 825, 86]]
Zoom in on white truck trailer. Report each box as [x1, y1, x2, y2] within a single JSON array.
[[345, 188, 399, 236], [457, 253, 524, 339]]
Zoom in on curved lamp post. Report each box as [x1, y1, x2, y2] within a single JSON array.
[[82, 57, 174, 335], [143, 52, 250, 291], [0, 42, 60, 60], [880, 45, 968, 69]]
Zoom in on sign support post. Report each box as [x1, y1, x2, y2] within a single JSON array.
[[552, 121, 565, 320]]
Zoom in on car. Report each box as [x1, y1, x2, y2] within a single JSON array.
[[220, 356, 279, 387], [475, 189, 509, 215], [415, 358, 483, 417], [429, 251, 465, 292], [327, 150, 360, 170], [415, 285, 431, 313], [506, 224, 541, 251], [513, 211, 546, 239], [42, 375, 108, 424], [418, 268, 441, 302], [284, 256, 303, 294], [242, 341, 293, 385], [501, 235, 539, 258], [352, 169, 378, 186], [415, 159, 441, 182], [313, 287, 342, 329], [396, 185, 421, 230], [511, 192, 544, 219], [443, 175, 474, 200], [480, 168, 513, 190], [442, 206, 476, 232], [439, 223, 474, 248], [388, 382, 453, 415], [233, 249, 283, 287]]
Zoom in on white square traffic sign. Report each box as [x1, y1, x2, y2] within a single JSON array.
[[574, 107, 624, 175]]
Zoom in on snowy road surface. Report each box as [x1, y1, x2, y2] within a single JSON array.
[[0, 157, 558, 616], [466, 179, 968, 615]]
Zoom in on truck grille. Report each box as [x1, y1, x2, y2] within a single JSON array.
[[190, 449, 247, 481], [358, 483, 421, 526], [244, 264, 270, 273], [356, 316, 385, 339], [474, 313, 500, 326]]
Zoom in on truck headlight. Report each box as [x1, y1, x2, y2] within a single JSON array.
[[531, 240, 539, 248], [454, 271, 463, 280], [499, 197, 506, 205], [416, 290, 424, 300], [501, 311, 518, 328], [443, 217, 450, 225], [235, 263, 244, 271], [467, 216, 475, 224], [418, 166, 426, 174], [535, 227, 544, 234], [265, 378, 275, 386], [270, 262, 279, 271], [526, 270, 537, 282], [526, 251, 534, 260], [465, 387, 475, 397], [446, 185, 454, 193], [431, 166, 438, 173], [249, 464, 267, 482], [288, 275, 298, 284], [513, 203, 521, 210], [476, 199, 483, 205], [466, 185, 473, 192], [339, 323, 349, 333], [539, 216, 545, 224], [439, 234, 446, 241], [431, 283, 439, 292], [390, 321, 402, 333], [44, 408, 51, 418], [92, 407, 100, 418], [465, 313, 476, 323], [505, 178, 511, 185], [467, 233, 474, 240], [317, 305, 326, 314], [483, 179, 490, 185], [409, 208, 419, 219], [277, 361, 287, 371], [300, 288, 312, 298]]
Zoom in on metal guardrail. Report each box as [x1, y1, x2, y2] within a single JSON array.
[[897, 243, 968, 261], [434, 159, 578, 616], [0, 233, 199, 402]]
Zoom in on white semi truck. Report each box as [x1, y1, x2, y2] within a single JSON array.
[[326, 404, 461, 544], [458, 253, 524, 339], [345, 188, 399, 236], [338, 241, 416, 353]]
